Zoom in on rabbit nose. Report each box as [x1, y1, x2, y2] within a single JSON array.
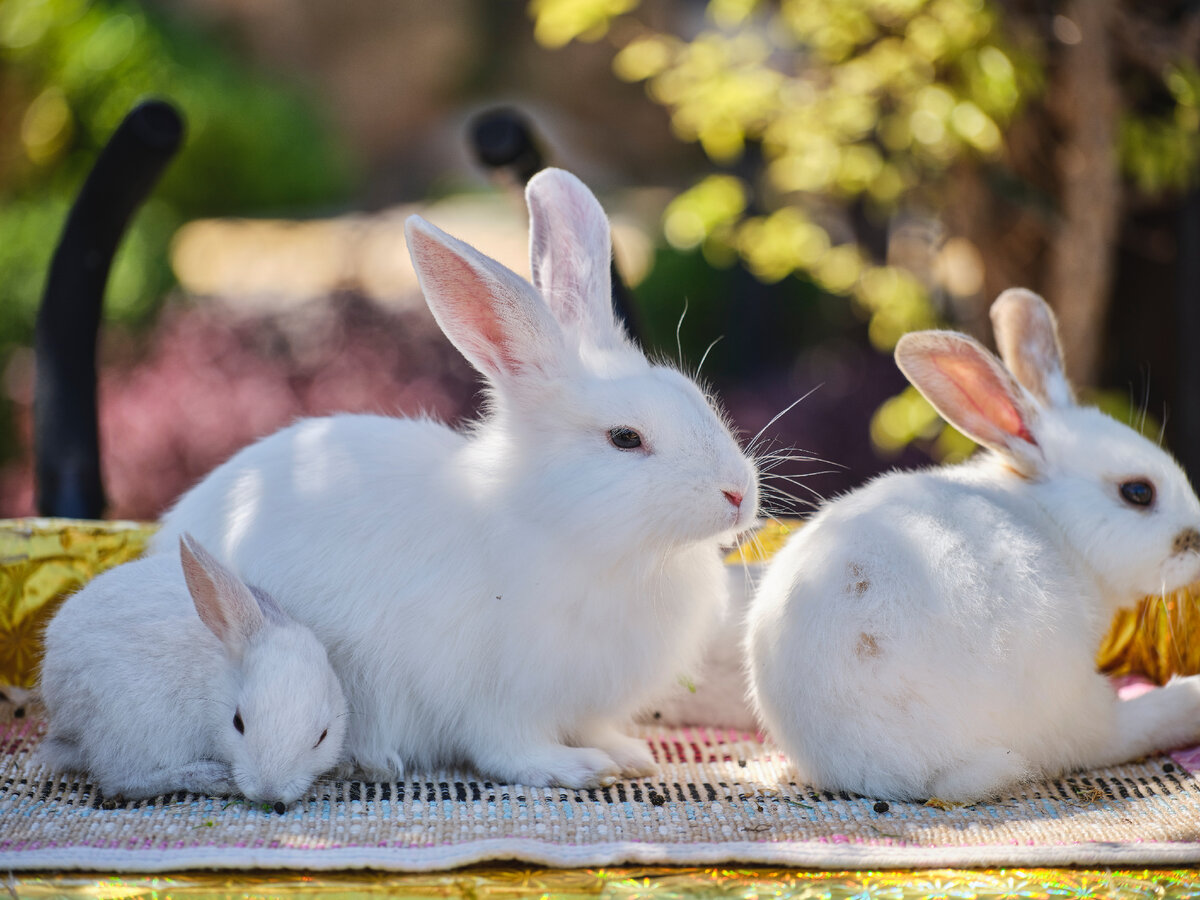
[[723, 490, 744, 509], [1174, 527, 1200, 555]]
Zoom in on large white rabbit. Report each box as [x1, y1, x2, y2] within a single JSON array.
[[748, 289, 1200, 803], [154, 169, 759, 788]]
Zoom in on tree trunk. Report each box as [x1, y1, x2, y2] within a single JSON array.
[[1043, 0, 1121, 389]]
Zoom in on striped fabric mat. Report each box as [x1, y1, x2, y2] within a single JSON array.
[[3, 698, 1200, 871]]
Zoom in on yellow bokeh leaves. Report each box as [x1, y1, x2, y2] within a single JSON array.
[[529, 0, 638, 48], [663, 174, 747, 251], [20, 86, 73, 165]]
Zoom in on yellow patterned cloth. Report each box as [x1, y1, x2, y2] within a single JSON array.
[[0, 518, 157, 688], [1, 516, 1197, 688], [8, 867, 1200, 898]]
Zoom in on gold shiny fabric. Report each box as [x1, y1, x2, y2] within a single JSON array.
[[0, 518, 157, 688], [9, 867, 1200, 898]]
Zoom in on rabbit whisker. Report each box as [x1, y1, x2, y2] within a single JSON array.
[[745, 385, 823, 456], [1139, 365, 1151, 437], [762, 474, 826, 501], [696, 335, 724, 377], [675, 297, 689, 371]]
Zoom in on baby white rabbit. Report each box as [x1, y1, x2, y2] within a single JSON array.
[[748, 289, 1200, 803], [152, 169, 759, 788], [38, 534, 347, 807]]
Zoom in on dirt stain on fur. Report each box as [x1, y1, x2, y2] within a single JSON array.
[[856, 632, 882, 659], [846, 562, 871, 597]]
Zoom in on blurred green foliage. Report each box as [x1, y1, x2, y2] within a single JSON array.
[[0, 0, 355, 351], [531, 0, 1200, 459]]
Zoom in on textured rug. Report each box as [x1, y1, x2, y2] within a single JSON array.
[[3, 699, 1200, 871]]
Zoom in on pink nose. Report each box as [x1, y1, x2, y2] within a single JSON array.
[[723, 490, 743, 509]]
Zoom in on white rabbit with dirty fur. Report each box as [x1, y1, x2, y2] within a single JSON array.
[[153, 169, 759, 788], [748, 289, 1200, 803], [38, 534, 347, 806]]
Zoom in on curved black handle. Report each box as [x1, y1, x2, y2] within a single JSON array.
[[34, 99, 185, 518], [468, 107, 641, 342]]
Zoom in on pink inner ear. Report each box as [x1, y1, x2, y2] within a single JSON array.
[[412, 230, 521, 375], [181, 547, 230, 641], [931, 351, 1037, 445]]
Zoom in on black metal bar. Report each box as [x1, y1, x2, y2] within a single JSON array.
[[34, 99, 185, 518], [467, 106, 641, 342]]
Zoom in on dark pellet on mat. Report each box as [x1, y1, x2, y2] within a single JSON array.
[[648, 790, 666, 806], [273, 801, 286, 815], [1164, 763, 1176, 773], [13, 707, 24, 718], [873, 800, 890, 814], [738, 759, 747, 767]]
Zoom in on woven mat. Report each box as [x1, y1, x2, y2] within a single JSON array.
[[4, 704, 1200, 871]]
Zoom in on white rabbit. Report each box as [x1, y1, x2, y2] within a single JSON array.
[[152, 168, 759, 788], [639, 561, 761, 731], [748, 289, 1200, 803], [38, 534, 347, 807]]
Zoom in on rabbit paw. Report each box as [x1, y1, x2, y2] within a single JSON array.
[[579, 726, 657, 778], [480, 743, 621, 789], [344, 751, 405, 783], [177, 760, 237, 796]]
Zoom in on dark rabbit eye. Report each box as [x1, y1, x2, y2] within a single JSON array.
[[608, 427, 642, 450], [315, 728, 328, 748], [1120, 480, 1155, 508], [233, 711, 245, 734]]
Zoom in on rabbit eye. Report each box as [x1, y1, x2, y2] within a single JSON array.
[[315, 728, 328, 748], [233, 711, 245, 734], [608, 427, 642, 450], [1120, 480, 1155, 508]]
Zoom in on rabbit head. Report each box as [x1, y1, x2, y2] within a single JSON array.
[[896, 288, 1200, 605], [180, 534, 346, 805], [403, 168, 758, 550]]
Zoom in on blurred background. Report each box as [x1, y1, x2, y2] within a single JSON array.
[[1, 0, 1197, 520]]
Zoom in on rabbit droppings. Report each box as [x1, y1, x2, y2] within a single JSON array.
[[153, 169, 760, 789], [748, 289, 1200, 804], [38, 534, 347, 806]]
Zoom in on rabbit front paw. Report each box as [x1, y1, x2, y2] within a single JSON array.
[[578, 725, 656, 778], [478, 743, 621, 789]]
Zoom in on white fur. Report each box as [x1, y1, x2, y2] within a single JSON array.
[[748, 289, 1200, 803], [152, 169, 759, 788], [38, 535, 347, 805], [640, 561, 761, 731]]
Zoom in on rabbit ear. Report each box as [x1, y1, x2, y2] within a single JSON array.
[[526, 168, 623, 347], [179, 533, 264, 652], [989, 288, 1075, 408], [405, 215, 569, 381], [896, 331, 1044, 473]]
